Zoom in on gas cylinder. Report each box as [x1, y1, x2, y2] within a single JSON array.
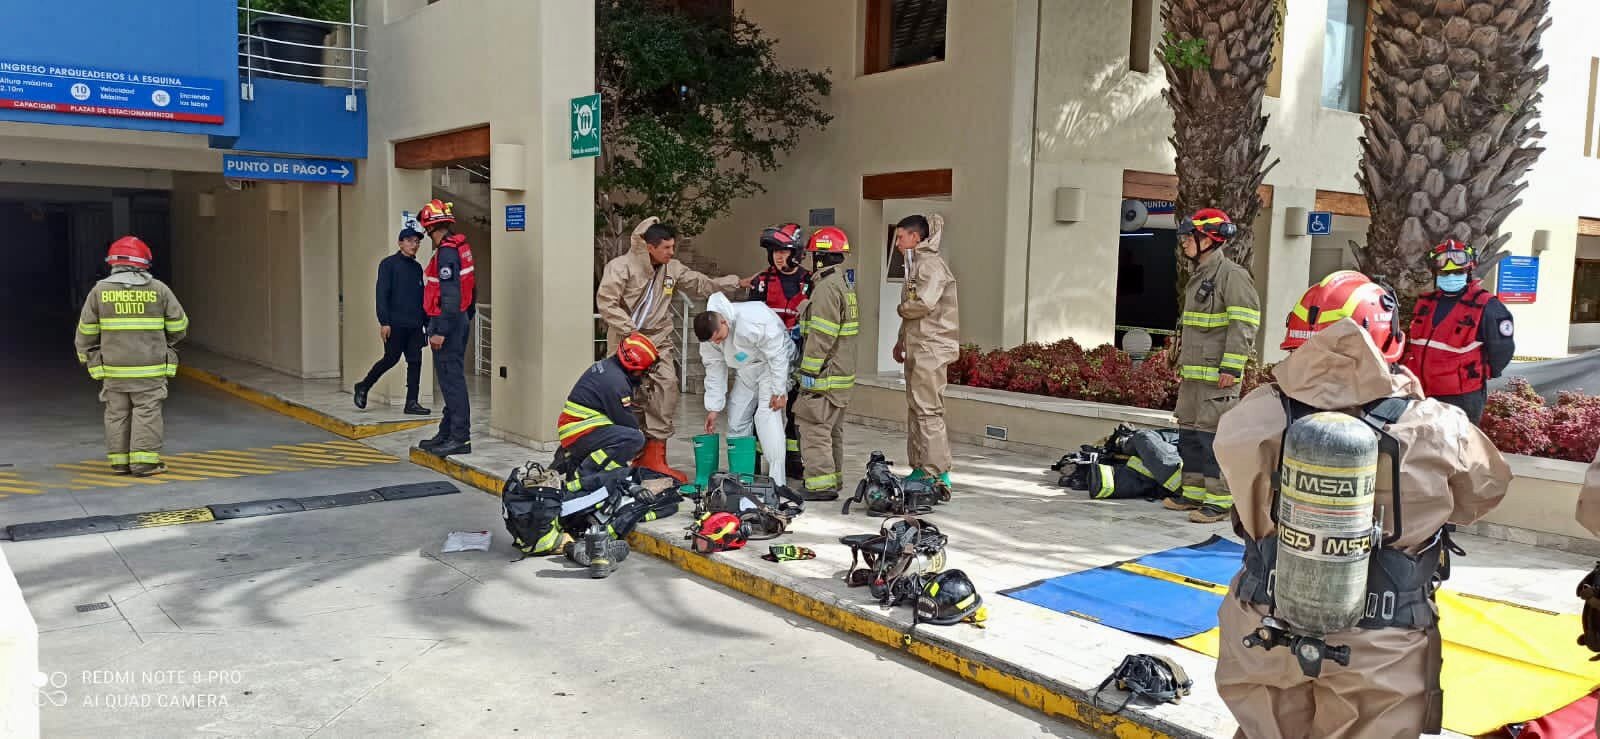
[[1275, 411, 1380, 635]]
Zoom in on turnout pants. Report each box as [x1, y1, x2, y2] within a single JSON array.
[[432, 315, 472, 442], [1175, 380, 1239, 510], [103, 384, 167, 466], [565, 425, 646, 491], [794, 393, 846, 493], [904, 349, 953, 475], [725, 366, 787, 483], [359, 328, 425, 402]]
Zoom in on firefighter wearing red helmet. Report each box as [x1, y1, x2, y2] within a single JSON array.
[[1212, 270, 1509, 737], [747, 222, 812, 481], [417, 199, 476, 457], [1166, 207, 1260, 524], [595, 217, 751, 482], [1398, 239, 1515, 424], [74, 236, 189, 476], [794, 226, 858, 500], [553, 333, 659, 494]]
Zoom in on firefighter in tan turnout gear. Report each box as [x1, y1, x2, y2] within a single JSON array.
[[596, 216, 750, 482], [1166, 208, 1260, 524], [74, 236, 189, 477], [1214, 272, 1510, 738], [892, 214, 958, 492], [794, 226, 858, 500]]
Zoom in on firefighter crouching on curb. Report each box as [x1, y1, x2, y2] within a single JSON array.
[[748, 222, 811, 482], [1214, 271, 1510, 738], [1165, 208, 1260, 524], [553, 333, 660, 493], [1399, 239, 1515, 425], [596, 217, 750, 482], [75, 236, 189, 476], [892, 214, 958, 492], [794, 226, 858, 500]]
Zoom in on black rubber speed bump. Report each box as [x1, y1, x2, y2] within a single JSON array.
[[4, 481, 460, 541]]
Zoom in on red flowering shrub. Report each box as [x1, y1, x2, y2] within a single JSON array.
[[1545, 391, 1600, 463], [1481, 378, 1554, 457], [949, 344, 981, 385]]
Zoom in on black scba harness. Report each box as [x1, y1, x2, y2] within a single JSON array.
[[1578, 562, 1600, 659], [843, 451, 949, 516], [1240, 392, 1462, 680], [840, 516, 948, 607], [1093, 654, 1193, 714], [687, 472, 804, 540]]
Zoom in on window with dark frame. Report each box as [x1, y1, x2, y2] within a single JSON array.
[[865, 0, 948, 75], [1573, 260, 1600, 323]]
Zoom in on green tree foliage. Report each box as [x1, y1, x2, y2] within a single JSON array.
[[594, 0, 832, 275]]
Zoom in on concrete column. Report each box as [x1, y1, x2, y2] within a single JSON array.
[[1260, 187, 1314, 363], [299, 184, 342, 379], [487, 0, 595, 448]]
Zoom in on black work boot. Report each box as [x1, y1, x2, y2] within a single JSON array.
[[431, 439, 472, 457], [585, 530, 616, 579], [353, 382, 370, 409], [418, 431, 449, 452], [404, 401, 431, 415], [800, 487, 839, 502]]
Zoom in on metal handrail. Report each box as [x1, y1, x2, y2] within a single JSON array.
[[475, 303, 493, 376], [679, 293, 693, 393], [239, 1, 366, 95]]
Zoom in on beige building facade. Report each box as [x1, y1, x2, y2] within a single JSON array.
[[696, 0, 1600, 369]]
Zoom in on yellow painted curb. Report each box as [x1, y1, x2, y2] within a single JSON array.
[[415, 446, 1180, 739], [178, 366, 435, 440]]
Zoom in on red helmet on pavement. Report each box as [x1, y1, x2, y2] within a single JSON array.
[[1281, 270, 1404, 362], [106, 236, 153, 269], [690, 512, 749, 553], [806, 226, 851, 254], [617, 333, 659, 373], [1178, 208, 1238, 244], [418, 199, 455, 230]]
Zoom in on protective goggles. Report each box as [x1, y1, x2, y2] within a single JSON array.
[[1432, 248, 1474, 271]]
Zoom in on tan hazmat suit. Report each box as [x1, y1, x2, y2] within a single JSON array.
[[896, 214, 959, 476], [596, 217, 742, 441], [1212, 319, 1510, 739], [74, 267, 189, 469]]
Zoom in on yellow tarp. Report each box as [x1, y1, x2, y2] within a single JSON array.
[[1164, 575, 1600, 735]]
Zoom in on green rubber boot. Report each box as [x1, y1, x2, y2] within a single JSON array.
[[728, 435, 759, 477], [939, 472, 953, 492], [905, 468, 929, 483], [691, 433, 722, 489]]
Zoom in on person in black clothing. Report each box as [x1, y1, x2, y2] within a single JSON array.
[[353, 227, 431, 414], [747, 223, 811, 481]]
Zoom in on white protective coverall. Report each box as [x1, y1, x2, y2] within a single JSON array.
[[701, 292, 794, 483]]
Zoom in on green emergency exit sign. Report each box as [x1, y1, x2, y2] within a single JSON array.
[[570, 94, 601, 159]]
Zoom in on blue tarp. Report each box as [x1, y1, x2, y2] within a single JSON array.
[[1000, 536, 1245, 640]]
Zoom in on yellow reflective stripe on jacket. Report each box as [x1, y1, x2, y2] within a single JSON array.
[[1220, 353, 1249, 371], [810, 374, 856, 392], [1181, 311, 1228, 329], [808, 316, 845, 337], [78, 322, 102, 335], [1163, 469, 1181, 492], [76, 352, 88, 363], [99, 317, 167, 331], [93, 363, 179, 379], [1226, 306, 1261, 326], [1093, 465, 1116, 499], [1180, 365, 1220, 382], [165, 316, 189, 332], [557, 401, 613, 440], [1126, 456, 1154, 479]]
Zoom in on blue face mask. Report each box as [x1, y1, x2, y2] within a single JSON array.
[[1436, 273, 1468, 293]]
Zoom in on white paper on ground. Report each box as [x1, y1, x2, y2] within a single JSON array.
[[442, 530, 492, 553]]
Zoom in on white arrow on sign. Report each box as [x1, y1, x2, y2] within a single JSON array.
[[333, 165, 350, 178]]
